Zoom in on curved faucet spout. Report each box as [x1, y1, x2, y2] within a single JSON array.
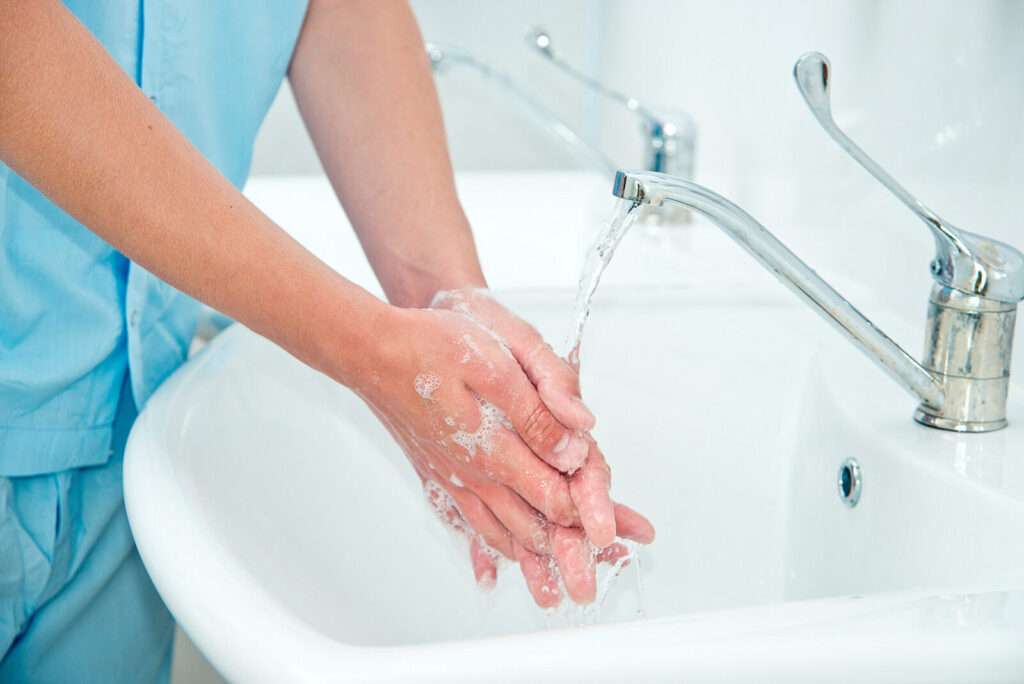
[[612, 170, 945, 411]]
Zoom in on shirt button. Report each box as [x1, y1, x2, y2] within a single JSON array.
[[129, 310, 140, 328]]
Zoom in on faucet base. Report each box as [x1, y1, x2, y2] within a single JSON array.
[[913, 406, 1008, 433], [915, 286, 1016, 433]]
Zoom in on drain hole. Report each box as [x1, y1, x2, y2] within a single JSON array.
[[837, 458, 862, 507]]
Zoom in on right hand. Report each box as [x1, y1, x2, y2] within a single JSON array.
[[352, 305, 653, 606]]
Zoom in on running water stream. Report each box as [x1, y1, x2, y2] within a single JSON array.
[[428, 199, 650, 625], [565, 201, 643, 369], [542, 199, 647, 627]]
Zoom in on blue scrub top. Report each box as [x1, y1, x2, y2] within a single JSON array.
[[0, 1, 309, 476]]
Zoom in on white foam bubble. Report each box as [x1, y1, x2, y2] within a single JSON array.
[[421, 478, 506, 594], [430, 287, 492, 310], [423, 479, 468, 535], [459, 333, 483, 363], [428, 289, 463, 309], [479, 325, 514, 360], [450, 398, 512, 459], [414, 372, 441, 399]]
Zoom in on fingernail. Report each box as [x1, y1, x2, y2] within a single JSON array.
[[553, 432, 571, 453], [477, 568, 496, 590], [561, 434, 589, 472], [537, 585, 562, 608]]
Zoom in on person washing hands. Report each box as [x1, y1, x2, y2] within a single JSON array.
[[0, 1, 654, 681]]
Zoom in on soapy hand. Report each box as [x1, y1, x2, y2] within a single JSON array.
[[429, 288, 623, 541], [429, 289, 655, 604], [356, 288, 653, 606], [426, 464, 655, 606]]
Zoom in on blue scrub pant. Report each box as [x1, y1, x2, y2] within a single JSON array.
[[0, 380, 174, 683]]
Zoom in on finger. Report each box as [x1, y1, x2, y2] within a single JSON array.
[[614, 503, 656, 544], [551, 525, 597, 605], [459, 299, 595, 431], [569, 439, 615, 548], [426, 382, 580, 528], [522, 341, 596, 431], [444, 484, 516, 559], [474, 427, 579, 528], [596, 542, 632, 565], [469, 536, 498, 589], [472, 481, 552, 555], [513, 541, 561, 608], [468, 371, 589, 474]]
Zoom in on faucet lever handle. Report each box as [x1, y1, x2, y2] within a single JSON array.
[[793, 51, 1024, 303], [527, 28, 695, 178], [527, 27, 645, 116]]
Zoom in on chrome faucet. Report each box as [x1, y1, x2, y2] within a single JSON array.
[[527, 28, 696, 182], [610, 53, 1024, 433]]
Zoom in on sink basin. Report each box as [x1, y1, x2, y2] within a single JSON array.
[[126, 286, 1024, 683]]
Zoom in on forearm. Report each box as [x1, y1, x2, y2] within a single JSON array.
[[288, 0, 486, 308], [0, 0, 387, 386]]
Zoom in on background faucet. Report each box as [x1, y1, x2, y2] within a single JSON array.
[[527, 28, 696, 182], [425, 41, 615, 177], [609, 55, 1024, 433]]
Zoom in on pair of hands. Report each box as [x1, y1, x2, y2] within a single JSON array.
[[356, 288, 654, 607]]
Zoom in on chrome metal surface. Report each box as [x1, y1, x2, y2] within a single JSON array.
[[613, 165, 1024, 432], [838, 458, 862, 507], [527, 28, 696, 181], [611, 170, 946, 414], [613, 166, 1023, 431], [425, 42, 614, 176], [791, 51, 1024, 431], [912, 285, 1016, 432], [794, 51, 1024, 304]]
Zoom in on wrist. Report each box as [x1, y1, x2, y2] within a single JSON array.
[[423, 272, 488, 307], [312, 288, 405, 390], [369, 211, 488, 308], [385, 264, 487, 310]]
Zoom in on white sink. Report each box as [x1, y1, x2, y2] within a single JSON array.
[[126, 285, 1024, 683]]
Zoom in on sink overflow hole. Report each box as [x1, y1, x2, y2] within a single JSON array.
[[838, 458, 862, 507]]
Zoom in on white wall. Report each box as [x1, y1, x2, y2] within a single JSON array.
[[250, 0, 609, 175]]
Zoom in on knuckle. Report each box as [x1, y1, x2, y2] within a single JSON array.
[[523, 341, 553, 374], [483, 361, 512, 388], [520, 324, 543, 349], [521, 402, 561, 452], [472, 352, 512, 387], [551, 508, 577, 528]]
